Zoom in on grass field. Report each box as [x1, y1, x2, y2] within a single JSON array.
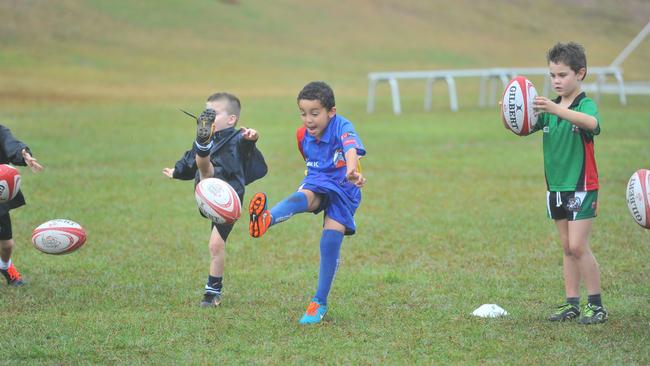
[[1, 1, 649, 365]]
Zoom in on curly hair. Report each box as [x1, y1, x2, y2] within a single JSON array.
[[547, 42, 587, 80], [297, 81, 335, 110]]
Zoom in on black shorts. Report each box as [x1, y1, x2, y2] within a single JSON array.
[[212, 222, 235, 241], [546, 190, 598, 221], [0, 213, 12, 240]]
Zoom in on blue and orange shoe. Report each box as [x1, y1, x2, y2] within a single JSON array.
[[299, 300, 328, 325], [0, 263, 25, 287], [249, 192, 271, 238]]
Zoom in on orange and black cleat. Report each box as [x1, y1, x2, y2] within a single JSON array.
[[0, 263, 24, 286], [249, 192, 271, 238]]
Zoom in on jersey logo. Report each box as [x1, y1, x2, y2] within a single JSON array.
[[566, 197, 582, 212], [333, 149, 345, 168], [543, 126, 549, 133]]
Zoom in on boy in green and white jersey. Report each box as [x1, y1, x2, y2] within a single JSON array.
[[532, 42, 607, 324]]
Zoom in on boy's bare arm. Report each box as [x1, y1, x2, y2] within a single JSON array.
[[534, 96, 598, 131], [344, 149, 366, 188]]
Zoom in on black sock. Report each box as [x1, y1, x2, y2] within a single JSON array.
[[567, 297, 580, 307], [206, 275, 222, 293], [588, 294, 602, 307]]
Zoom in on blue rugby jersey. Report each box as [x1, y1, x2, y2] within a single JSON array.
[[297, 114, 366, 195]]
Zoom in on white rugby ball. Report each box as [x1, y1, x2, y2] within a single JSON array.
[[501, 76, 538, 136], [195, 178, 241, 224], [32, 219, 87, 255], [0, 164, 21, 203], [626, 169, 650, 229]]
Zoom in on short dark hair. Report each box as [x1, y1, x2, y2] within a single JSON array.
[[297, 81, 335, 110], [547, 42, 587, 80], [206, 92, 241, 119]]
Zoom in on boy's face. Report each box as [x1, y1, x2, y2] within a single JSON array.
[[206, 100, 237, 132], [549, 61, 585, 98], [298, 99, 336, 138]]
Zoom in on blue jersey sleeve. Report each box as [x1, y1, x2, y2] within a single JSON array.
[[338, 120, 366, 156]]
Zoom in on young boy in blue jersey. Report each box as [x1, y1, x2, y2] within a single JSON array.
[[248, 81, 366, 324], [163, 92, 263, 308]]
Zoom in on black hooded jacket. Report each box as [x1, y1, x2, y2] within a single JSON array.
[[172, 127, 267, 199], [0, 125, 31, 216]]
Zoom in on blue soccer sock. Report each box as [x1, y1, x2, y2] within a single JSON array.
[[269, 191, 309, 226], [314, 229, 344, 306]]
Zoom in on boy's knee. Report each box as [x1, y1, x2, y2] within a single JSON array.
[[567, 243, 585, 259], [0, 239, 13, 250], [209, 240, 224, 256], [298, 189, 321, 212]]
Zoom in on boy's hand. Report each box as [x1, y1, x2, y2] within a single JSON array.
[[162, 168, 174, 179], [498, 101, 509, 129], [533, 96, 559, 115], [240, 127, 259, 141], [346, 170, 366, 188], [22, 149, 43, 172]]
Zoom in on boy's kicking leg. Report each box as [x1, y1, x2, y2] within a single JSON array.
[[299, 217, 345, 325], [249, 189, 320, 238], [195, 108, 216, 179]]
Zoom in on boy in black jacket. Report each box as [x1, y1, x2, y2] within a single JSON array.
[[0, 125, 43, 286], [162, 92, 265, 307]]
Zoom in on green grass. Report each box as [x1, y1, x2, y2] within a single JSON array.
[[1, 95, 648, 365], [0, 1, 649, 364]]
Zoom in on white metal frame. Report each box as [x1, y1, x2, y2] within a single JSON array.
[[367, 22, 649, 114]]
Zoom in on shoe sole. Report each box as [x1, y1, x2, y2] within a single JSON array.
[[196, 122, 212, 143], [196, 110, 216, 144], [249, 193, 267, 238]]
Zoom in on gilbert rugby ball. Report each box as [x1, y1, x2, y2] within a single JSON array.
[[0, 164, 21, 203], [501, 76, 538, 136], [195, 178, 241, 224], [32, 219, 87, 255], [626, 169, 650, 229]]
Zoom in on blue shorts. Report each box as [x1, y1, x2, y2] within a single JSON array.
[[300, 182, 360, 235]]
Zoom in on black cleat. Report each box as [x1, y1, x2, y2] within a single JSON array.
[[578, 303, 608, 324], [200, 292, 222, 307], [548, 303, 580, 322], [196, 108, 217, 146]]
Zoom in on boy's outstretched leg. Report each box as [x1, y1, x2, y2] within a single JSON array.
[[300, 223, 344, 325], [249, 191, 312, 238]]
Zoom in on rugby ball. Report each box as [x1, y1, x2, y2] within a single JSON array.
[[31, 219, 87, 255], [0, 164, 21, 203], [501, 76, 538, 136], [195, 178, 241, 224], [626, 169, 650, 229]]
